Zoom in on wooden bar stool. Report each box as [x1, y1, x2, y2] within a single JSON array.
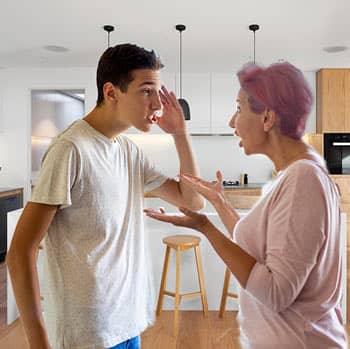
[[156, 234, 208, 336], [219, 266, 238, 318]]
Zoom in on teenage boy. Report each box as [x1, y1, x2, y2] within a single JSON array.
[[7, 43, 204, 349]]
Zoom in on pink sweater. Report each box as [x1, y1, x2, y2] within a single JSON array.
[[234, 159, 347, 349]]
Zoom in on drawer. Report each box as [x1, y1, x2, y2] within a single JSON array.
[[4, 194, 21, 212]]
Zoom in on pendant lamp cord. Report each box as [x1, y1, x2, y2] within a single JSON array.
[[253, 30, 256, 64], [179, 30, 183, 98], [249, 24, 259, 64], [103, 25, 115, 48]]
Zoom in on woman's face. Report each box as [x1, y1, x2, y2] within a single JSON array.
[[229, 88, 266, 155]]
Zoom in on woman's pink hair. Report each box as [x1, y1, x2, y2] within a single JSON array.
[[237, 62, 313, 139]]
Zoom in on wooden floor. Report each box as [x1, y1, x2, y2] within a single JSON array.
[[1, 311, 350, 349], [0, 261, 349, 348], [0, 262, 6, 331], [142, 311, 242, 349]]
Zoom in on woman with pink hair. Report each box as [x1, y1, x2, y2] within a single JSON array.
[[145, 62, 347, 348]]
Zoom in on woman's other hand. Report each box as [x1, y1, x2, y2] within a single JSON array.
[[144, 207, 212, 234]]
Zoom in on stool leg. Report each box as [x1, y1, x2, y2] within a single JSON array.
[[156, 246, 171, 316], [194, 245, 208, 317], [219, 267, 231, 318], [174, 247, 181, 336]]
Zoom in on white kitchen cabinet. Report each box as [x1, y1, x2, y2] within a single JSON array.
[[0, 94, 3, 133], [7, 208, 43, 324], [145, 197, 240, 311], [175, 73, 211, 134], [210, 73, 239, 134]]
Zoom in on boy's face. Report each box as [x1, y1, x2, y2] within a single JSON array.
[[116, 69, 162, 132]]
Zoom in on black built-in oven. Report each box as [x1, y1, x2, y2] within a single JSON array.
[[324, 133, 350, 174]]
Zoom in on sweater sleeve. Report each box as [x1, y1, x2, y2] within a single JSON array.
[[245, 163, 327, 312]]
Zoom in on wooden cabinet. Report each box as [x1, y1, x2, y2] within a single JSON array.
[[330, 175, 350, 322], [224, 187, 262, 209], [0, 188, 23, 262], [303, 133, 323, 156], [316, 69, 350, 133]]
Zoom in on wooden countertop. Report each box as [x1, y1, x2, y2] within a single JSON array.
[[145, 183, 264, 199], [0, 187, 23, 199], [223, 183, 265, 190]]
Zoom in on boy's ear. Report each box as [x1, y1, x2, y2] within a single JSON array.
[[263, 109, 277, 132], [103, 82, 119, 103]]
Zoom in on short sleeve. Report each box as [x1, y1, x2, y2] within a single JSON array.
[[31, 139, 79, 209], [141, 151, 168, 193]]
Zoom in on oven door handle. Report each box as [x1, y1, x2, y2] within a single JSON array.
[[332, 142, 350, 146]]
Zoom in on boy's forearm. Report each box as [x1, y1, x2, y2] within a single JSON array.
[[173, 133, 205, 210], [7, 252, 50, 348]]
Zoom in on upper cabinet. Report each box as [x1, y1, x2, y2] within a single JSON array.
[[124, 72, 239, 135], [175, 73, 211, 134], [210, 73, 238, 134], [316, 69, 350, 133]]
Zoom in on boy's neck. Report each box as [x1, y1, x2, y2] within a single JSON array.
[[83, 106, 129, 140]]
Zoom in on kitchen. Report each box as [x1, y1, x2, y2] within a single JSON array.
[[1, 0, 350, 347]]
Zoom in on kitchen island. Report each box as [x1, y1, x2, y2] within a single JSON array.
[[7, 204, 347, 325], [0, 187, 23, 262]]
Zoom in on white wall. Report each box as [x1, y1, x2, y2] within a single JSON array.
[[0, 67, 316, 202], [0, 67, 96, 202]]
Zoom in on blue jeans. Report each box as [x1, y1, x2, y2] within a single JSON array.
[[107, 336, 140, 349]]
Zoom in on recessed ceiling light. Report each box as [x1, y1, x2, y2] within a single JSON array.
[[323, 46, 348, 53], [43, 45, 70, 53]]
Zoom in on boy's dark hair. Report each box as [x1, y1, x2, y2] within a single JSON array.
[[96, 43, 163, 106]]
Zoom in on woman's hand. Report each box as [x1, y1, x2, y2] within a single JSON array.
[[144, 207, 212, 234], [181, 171, 240, 235], [180, 171, 226, 206], [155, 86, 187, 135]]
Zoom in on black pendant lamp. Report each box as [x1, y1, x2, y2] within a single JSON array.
[[175, 24, 191, 120], [249, 24, 260, 63], [103, 25, 115, 48]]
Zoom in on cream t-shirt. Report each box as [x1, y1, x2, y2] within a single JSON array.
[[31, 119, 168, 349]]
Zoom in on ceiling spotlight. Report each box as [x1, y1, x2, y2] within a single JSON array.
[[43, 45, 70, 53], [323, 46, 348, 53]]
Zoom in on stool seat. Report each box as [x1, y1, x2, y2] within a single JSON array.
[[163, 235, 201, 250]]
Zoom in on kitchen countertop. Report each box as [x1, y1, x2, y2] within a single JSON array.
[[145, 182, 265, 198], [223, 182, 265, 190], [0, 187, 23, 193]]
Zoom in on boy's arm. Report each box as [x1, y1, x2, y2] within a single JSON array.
[[148, 86, 205, 211], [149, 133, 205, 211], [7, 202, 58, 349]]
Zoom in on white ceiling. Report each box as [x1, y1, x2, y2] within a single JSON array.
[[1, 0, 349, 72]]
